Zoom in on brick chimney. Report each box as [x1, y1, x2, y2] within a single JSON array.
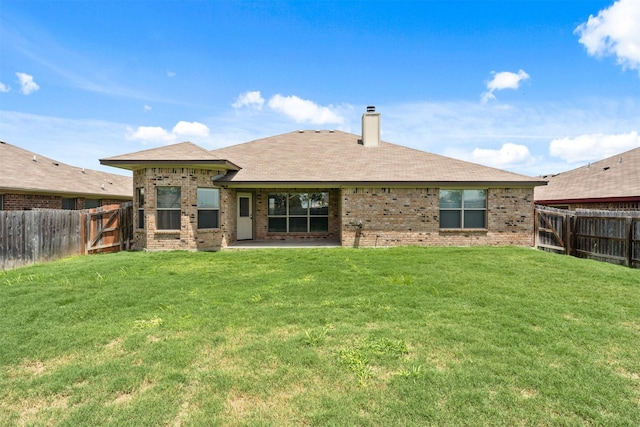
[[362, 106, 380, 147]]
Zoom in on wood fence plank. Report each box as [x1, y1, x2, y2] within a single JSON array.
[[535, 206, 639, 268]]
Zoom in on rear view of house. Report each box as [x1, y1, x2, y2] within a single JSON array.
[[101, 108, 545, 250]]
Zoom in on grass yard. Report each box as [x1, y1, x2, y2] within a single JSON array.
[[1, 246, 639, 426]]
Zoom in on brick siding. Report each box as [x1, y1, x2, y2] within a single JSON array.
[[1, 193, 130, 211], [133, 168, 229, 251], [341, 187, 535, 247], [131, 167, 536, 250]]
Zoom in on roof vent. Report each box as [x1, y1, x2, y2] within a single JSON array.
[[619, 157, 623, 164], [82, 168, 85, 173], [298, 130, 304, 133], [603, 166, 610, 171], [33, 155, 37, 162], [367, 105, 376, 112], [101, 184, 105, 190]]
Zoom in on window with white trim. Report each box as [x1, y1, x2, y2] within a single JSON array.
[[439, 189, 487, 229], [268, 192, 329, 233], [197, 188, 220, 229], [156, 186, 181, 230]]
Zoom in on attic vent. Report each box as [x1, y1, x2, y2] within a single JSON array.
[[603, 166, 610, 171], [298, 130, 304, 133], [52, 162, 59, 166], [315, 130, 320, 133], [367, 105, 376, 112], [329, 130, 335, 133]]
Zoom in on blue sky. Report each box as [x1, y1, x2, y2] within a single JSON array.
[[1, 0, 639, 177]]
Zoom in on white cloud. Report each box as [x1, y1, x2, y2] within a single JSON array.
[[126, 121, 210, 144], [16, 72, 40, 95], [232, 90, 265, 109], [167, 70, 176, 77], [267, 94, 344, 124], [575, 0, 640, 73], [549, 131, 640, 163], [481, 69, 530, 103], [172, 120, 210, 137], [127, 126, 175, 143], [0, 82, 10, 93], [143, 105, 152, 112], [471, 143, 535, 168]]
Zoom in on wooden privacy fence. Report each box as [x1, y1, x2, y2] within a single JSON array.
[[535, 206, 640, 268], [0, 202, 133, 271]]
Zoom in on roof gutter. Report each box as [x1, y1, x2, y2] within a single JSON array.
[[220, 180, 547, 189], [99, 159, 242, 171]]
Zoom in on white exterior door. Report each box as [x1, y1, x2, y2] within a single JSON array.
[[237, 193, 253, 240]]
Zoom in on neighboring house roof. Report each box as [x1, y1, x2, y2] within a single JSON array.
[[100, 141, 241, 171], [210, 130, 544, 187], [535, 146, 640, 204], [0, 141, 132, 199]]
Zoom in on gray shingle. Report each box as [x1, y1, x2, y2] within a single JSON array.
[[1, 141, 132, 198], [535, 146, 640, 202]]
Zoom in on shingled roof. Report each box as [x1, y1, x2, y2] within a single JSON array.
[[211, 130, 544, 186], [100, 141, 240, 171], [535, 146, 640, 203], [1, 141, 132, 199]]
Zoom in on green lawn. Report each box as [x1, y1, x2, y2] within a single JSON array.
[[1, 247, 639, 426]]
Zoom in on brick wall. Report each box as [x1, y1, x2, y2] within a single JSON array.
[[341, 187, 535, 247], [1, 194, 62, 210], [133, 168, 228, 251], [1, 193, 130, 211], [128, 169, 536, 251]]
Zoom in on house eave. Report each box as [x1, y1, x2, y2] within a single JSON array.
[[99, 159, 241, 171], [222, 180, 546, 189], [0, 186, 132, 199], [536, 195, 640, 205]]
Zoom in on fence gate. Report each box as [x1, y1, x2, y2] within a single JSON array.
[[83, 203, 133, 254], [535, 207, 574, 255]]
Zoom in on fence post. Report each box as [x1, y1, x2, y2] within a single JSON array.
[[534, 207, 539, 249], [80, 211, 86, 255], [626, 217, 633, 268]]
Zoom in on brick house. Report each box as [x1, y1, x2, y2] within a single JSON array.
[[100, 107, 545, 250], [0, 141, 132, 210], [535, 146, 640, 210]]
